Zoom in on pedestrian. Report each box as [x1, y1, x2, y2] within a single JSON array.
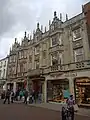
[[24, 89, 28, 104], [3, 89, 11, 104], [19, 90, 23, 100], [66, 95, 75, 120], [11, 90, 14, 103]]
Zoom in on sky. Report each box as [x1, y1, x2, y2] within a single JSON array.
[[0, 0, 89, 59]]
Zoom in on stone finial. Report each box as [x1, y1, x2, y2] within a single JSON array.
[[41, 25, 43, 31], [54, 11, 57, 17], [60, 13, 62, 21], [37, 22, 39, 29], [10, 47, 11, 52], [30, 35, 32, 40], [28, 34, 29, 38], [15, 38, 17, 43], [33, 30, 35, 34], [45, 26, 46, 32], [25, 31, 27, 37], [66, 14, 68, 21], [49, 20, 51, 26]]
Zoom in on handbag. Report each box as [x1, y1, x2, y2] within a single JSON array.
[[73, 104, 79, 112]]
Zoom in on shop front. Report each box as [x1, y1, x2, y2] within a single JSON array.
[[16, 81, 26, 91], [74, 77, 90, 105], [47, 79, 70, 103], [28, 76, 45, 102]]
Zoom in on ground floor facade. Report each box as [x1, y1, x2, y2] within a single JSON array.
[[5, 69, 90, 106]]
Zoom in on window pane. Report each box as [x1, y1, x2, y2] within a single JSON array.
[[73, 28, 81, 41], [52, 37, 57, 46]]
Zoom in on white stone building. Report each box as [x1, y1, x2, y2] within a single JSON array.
[[0, 57, 8, 91], [6, 2, 90, 106]]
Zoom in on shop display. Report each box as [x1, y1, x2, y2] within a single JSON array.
[[75, 78, 90, 105], [47, 80, 69, 103]]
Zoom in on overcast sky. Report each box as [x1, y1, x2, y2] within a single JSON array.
[[0, 0, 89, 59]]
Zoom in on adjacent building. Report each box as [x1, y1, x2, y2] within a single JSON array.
[[0, 57, 8, 92], [6, 2, 90, 106]]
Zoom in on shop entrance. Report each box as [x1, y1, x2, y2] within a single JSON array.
[[7, 83, 13, 91], [75, 77, 90, 105], [16, 82, 24, 91], [28, 76, 45, 102]]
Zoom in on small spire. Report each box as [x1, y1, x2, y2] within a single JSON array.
[[30, 35, 32, 40], [25, 31, 27, 37], [37, 22, 39, 29], [15, 38, 17, 43], [10, 47, 11, 52], [45, 26, 46, 32], [54, 11, 57, 17], [41, 25, 43, 31], [28, 34, 29, 38], [66, 14, 68, 21], [33, 30, 35, 34], [60, 13, 62, 21], [49, 20, 51, 26]]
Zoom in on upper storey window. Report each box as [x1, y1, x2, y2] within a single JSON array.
[[51, 35, 58, 47], [51, 34, 62, 47], [72, 28, 81, 41], [35, 45, 40, 55]]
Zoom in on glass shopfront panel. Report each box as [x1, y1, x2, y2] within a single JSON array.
[[47, 79, 70, 103], [75, 78, 90, 105]]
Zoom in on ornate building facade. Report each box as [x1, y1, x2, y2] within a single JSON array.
[[7, 2, 90, 105]]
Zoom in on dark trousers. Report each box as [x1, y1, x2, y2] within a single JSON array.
[[11, 97, 14, 103], [69, 106, 74, 120], [24, 96, 27, 104], [3, 96, 10, 104], [20, 95, 22, 100]]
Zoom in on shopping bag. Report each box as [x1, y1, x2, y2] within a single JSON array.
[[73, 104, 79, 112]]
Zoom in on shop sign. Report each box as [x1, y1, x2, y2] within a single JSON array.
[[65, 72, 77, 77]]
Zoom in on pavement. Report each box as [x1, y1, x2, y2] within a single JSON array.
[[14, 100, 90, 117], [0, 100, 90, 120]]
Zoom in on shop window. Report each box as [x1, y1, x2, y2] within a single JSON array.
[[75, 78, 90, 105], [47, 80, 69, 103]]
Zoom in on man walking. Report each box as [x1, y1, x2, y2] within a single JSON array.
[[24, 89, 28, 104], [11, 90, 14, 103], [3, 89, 11, 104]]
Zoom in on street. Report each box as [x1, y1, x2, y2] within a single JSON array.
[[0, 101, 90, 120]]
